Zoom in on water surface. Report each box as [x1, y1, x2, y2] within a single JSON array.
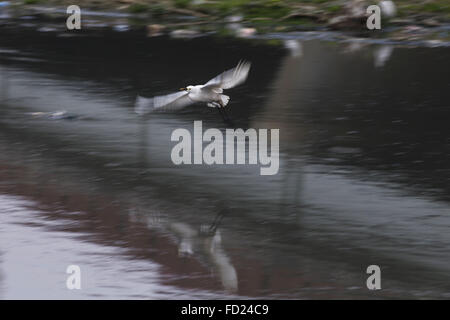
[[1, 29, 450, 299]]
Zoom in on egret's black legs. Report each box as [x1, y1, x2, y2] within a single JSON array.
[[208, 211, 225, 234], [221, 107, 232, 123], [217, 106, 227, 122], [215, 101, 234, 127]]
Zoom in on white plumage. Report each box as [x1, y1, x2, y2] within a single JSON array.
[[135, 61, 251, 115]]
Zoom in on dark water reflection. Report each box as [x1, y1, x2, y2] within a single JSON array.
[[0, 29, 450, 299]]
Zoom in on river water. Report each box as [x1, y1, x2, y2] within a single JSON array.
[[0, 27, 450, 299]]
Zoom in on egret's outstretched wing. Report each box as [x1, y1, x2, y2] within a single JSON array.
[[203, 60, 251, 90], [135, 91, 194, 115]]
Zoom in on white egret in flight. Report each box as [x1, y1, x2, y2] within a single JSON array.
[[134, 61, 251, 121]]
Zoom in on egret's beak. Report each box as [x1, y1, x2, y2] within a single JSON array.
[[179, 88, 186, 91]]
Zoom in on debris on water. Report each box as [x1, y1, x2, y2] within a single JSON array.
[[83, 22, 109, 29], [226, 22, 242, 32], [147, 24, 165, 37], [30, 112, 45, 117], [237, 28, 256, 38], [425, 40, 444, 48], [329, 147, 361, 155], [19, 16, 36, 20], [49, 111, 73, 120], [37, 26, 58, 33], [104, 162, 121, 168], [29, 111, 79, 120], [225, 15, 243, 23], [113, 24, 130, 32], [170, 29, 200, 39]]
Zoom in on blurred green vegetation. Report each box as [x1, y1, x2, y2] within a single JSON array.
[[396, 0, 450, 15], [128, 3, 150, 13], [18, 0, 450, 20]]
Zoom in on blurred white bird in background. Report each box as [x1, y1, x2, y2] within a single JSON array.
[[135, 61, 251, 119], [379, 1, 397, 19]]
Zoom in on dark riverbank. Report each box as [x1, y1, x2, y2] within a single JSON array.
[[1, 0, 450, 46]]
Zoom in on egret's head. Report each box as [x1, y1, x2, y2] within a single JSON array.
[[180, 85, 193, 92]]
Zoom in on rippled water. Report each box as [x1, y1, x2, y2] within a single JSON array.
[[0, 28, 450, 299]]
